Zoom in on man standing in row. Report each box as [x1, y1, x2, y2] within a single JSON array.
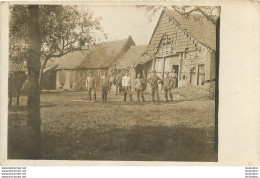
[[100, 72, 110, 102], [162, 71, 174, 102], [135, 73, 145, 102], [86, 71, 97, 102], [148, 70, 161, 102], [122, 71, 133, 102], [108, 63, 118, 94]]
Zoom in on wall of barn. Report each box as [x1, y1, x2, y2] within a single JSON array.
[[42, 70, 56, 90], [56, 68, 108, 91]]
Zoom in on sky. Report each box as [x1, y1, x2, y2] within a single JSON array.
[[80, 6, 162, 45]]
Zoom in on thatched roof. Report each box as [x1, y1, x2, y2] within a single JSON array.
[[116, 45, 148, 69], [80, 37, 135, 69], [44, 36, 135, 72]]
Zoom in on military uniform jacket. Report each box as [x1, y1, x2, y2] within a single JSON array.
[[135, 78, 144, 90], [101, 75, 110, 88], [149, 75, 161, 88], [86, 76, 96, 89], [163, 77, 174, 89]]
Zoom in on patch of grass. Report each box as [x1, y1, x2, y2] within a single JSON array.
[[8, 89, 217, 161]]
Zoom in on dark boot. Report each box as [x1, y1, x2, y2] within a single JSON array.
[[104, 94, 107, 102], [170, 93, 173, 101], [124, 94, 127, 102], [165, 94, 168, 102], [142, 95, 145, 102], [94, 94, 97, 102], [130, 94, 133, 102], [102, 93, 104, 102], [89, 93, 92, 101]]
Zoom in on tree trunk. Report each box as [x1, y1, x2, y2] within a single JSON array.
[[25, 5, 41, 159]]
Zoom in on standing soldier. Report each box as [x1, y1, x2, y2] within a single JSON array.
[[171, 68, 178, 89], [148, 70, 161, 102], [116, 72, 122, 95], [162, 71, 174, 102], [108, 63, 118, 94], [122, 71, 133, 102], [135, 73, 145, 102], [100, 72, 110, 102], [86, 71, 97, 102]]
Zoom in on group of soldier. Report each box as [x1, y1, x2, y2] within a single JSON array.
[[86, 64, 178, 103]]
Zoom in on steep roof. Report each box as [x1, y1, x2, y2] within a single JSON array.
[[116, 45, 148, 69], [44, 36, 135, 72], [150, 8, 216, 50], [80, 37, 135, 69]]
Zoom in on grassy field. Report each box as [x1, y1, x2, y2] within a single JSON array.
[[8, 86, 217, 161]]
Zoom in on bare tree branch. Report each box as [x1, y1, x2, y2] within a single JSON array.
[[171, 5, 217, 26]]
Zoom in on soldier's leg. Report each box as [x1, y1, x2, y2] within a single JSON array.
[[16, 91, 20, 105], [104, 87, 108, 102], [151, 88, 155, 102], [137, 89, 140, 102], [169, 89, 173, 101], [108, 82, 112, 95], [89, 88, 92, 101], [93, 88, 97, 101], [123, 87, 127, 101], [128, 87, 133, 101], [164, 88, 168, 102], [116, 84, 118, 94], [119, 85, 122, 94], [102, 87, 105, 101], [141, 90, 145, 102], [155, 88, 160, 101]]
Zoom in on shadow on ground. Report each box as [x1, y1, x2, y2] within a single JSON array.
[[8, 123, 217, 161]]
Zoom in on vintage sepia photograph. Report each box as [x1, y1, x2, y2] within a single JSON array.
[[7, 4, 220, 161]]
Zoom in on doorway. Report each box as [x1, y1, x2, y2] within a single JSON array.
[[172, 65, 179, 87], [190, 67, 197, 85], [198, 64, 205, 85]]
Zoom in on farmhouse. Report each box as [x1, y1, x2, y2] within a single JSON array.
[[42, 36, 135, 90], [115, 45, 149, 87], [141, 8, 216, 88]]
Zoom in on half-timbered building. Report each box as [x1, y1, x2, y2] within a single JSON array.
[[143, 8, 216, 88]]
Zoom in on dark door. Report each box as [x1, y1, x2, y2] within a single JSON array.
[[172, 65, 179, 87], [190, 67, 197, 85], [198, 64, 205, 85]]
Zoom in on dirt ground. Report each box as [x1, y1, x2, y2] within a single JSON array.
[[8, 86, 217, 161]]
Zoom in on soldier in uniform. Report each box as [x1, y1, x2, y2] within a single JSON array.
[[162, 71, 174, 102], [148, 70, 161, 102], [135, 73, 145, 102], [108, 63, 118, 94], [171, 68, 178, 89], [86, 71, 97, 102], [100, 72, 110, 102], [122, 71, 133, 102], [116, 72, 122, 95]]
